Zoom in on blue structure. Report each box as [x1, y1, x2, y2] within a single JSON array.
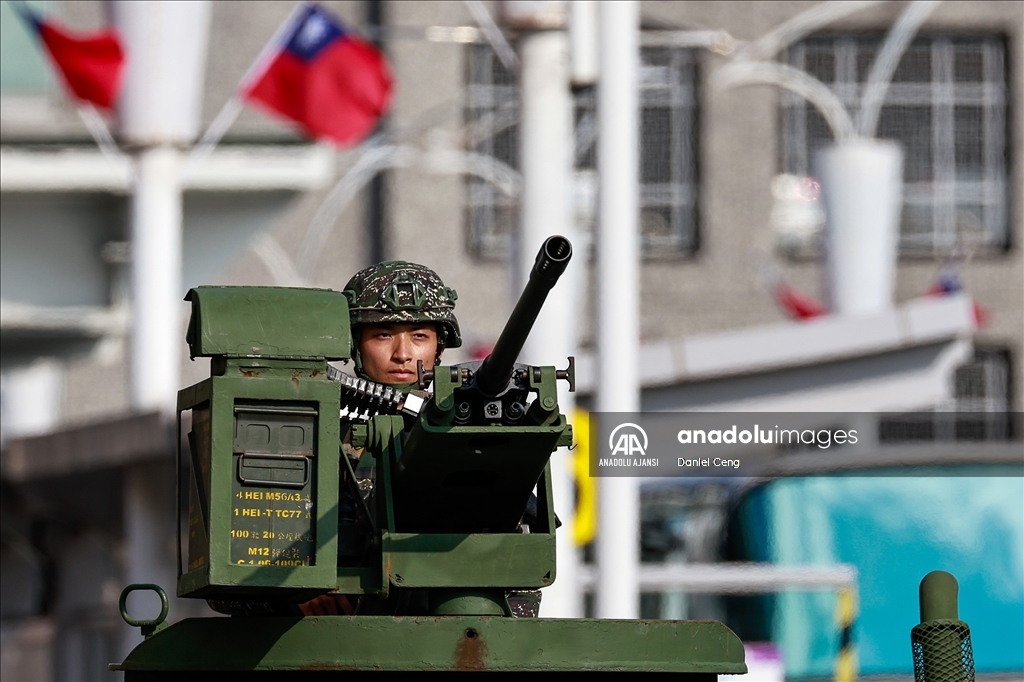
[[729, 467, 1024, 678]]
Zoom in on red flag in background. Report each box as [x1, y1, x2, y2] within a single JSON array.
[[752, 250, 827, 321], [12, 2, 125, 109], [243, 3, 392, 147], [775, 283, 827, 320]]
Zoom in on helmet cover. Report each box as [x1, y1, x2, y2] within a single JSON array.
[[342, 260, 462, 350]]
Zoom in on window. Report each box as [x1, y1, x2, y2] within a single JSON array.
[[466, 44, 699, 259], [465, 44, 520, 258], [782, 35, 1009, 256], [880, 349, 1015, 442]]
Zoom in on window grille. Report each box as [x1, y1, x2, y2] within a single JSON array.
[[879, 349, 1014, 442], [782, 35, 1009, 256], [466, 44, 519, 258], [951, 348, 1011, 414], [465, 44, 699, 259]]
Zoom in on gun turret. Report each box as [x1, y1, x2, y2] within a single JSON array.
[[387, 236, 575, 534]]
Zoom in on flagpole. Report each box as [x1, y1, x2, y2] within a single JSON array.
[[76, 103, 136, 185], [180, 95, 245, 180], [182, 0, 310, 179], [463, 0, 518, 71], [7, 0, 35, 27]]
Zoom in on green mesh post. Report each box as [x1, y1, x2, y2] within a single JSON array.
[[911, 571, 975, 682]]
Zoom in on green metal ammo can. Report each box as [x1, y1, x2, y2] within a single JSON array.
[[175, 286, 348, 601]]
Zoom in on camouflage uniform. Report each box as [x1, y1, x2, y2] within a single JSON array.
[[342, 260, 461, 377]]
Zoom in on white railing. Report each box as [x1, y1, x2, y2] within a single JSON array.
[[578, 562, 857, 594]]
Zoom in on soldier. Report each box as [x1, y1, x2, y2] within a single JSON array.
[[342, 260, 461, 386], [300, 261, 461, 616]]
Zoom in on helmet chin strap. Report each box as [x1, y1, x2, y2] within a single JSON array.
[[351, 344, 364, 376]]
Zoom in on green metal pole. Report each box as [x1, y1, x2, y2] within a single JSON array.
[[911, 570, 975, 682]]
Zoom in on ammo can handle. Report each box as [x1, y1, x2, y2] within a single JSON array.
[[119, 584, 169, 629], [237, 453, 310, 488]]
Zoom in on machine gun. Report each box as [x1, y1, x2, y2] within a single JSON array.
[[115, 236, 746, 675], [385, 235, 575, 535], [335, 236, 576, 614]]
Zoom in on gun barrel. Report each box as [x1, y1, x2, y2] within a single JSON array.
[[477, 236, 572, 395]]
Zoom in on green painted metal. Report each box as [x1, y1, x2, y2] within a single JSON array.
[[528, 364, 562, 424], [382, 532, 555, 589], [919, 570, 959, 622], [119, 585, 169, 638], [427, 362, 462, 421], [333, 566, 378, 595], [357, 412, 560, 591], [911, 571, 976, 681], [429, 590, 508, 616], [185, 286, 351, 360], [391, 415, 567, 533], [177, 366, 341, 599], [177, 286, 351, 600], [117, 616, 746, 673]]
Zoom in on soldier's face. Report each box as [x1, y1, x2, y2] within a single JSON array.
[[359, 323, 440, 384]]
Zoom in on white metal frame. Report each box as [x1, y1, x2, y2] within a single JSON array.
[[465, 43, 699, 258]]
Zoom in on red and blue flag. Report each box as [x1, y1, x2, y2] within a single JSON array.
[[925, 269, 989, 328], [243, 3, 393, 147], [11, 1, 125, 110]]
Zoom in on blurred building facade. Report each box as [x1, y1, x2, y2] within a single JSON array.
[[1, 1, 1020, 680]]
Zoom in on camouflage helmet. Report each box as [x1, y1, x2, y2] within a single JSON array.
[[342, 260, 462, 349]]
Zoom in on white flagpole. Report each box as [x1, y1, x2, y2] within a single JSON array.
[[182, 0, 310, 180], [76, 103, 136, 185], [462, 0, 518, 71]]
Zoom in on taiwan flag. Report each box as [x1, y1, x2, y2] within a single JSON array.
[[244, 3, 393, 147], [12, 2, 125, 110]]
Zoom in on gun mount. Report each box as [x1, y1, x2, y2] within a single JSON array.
[[391, 236, 576, 535], [114, 237, 747, 676], [417, 235, 575, 425]]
